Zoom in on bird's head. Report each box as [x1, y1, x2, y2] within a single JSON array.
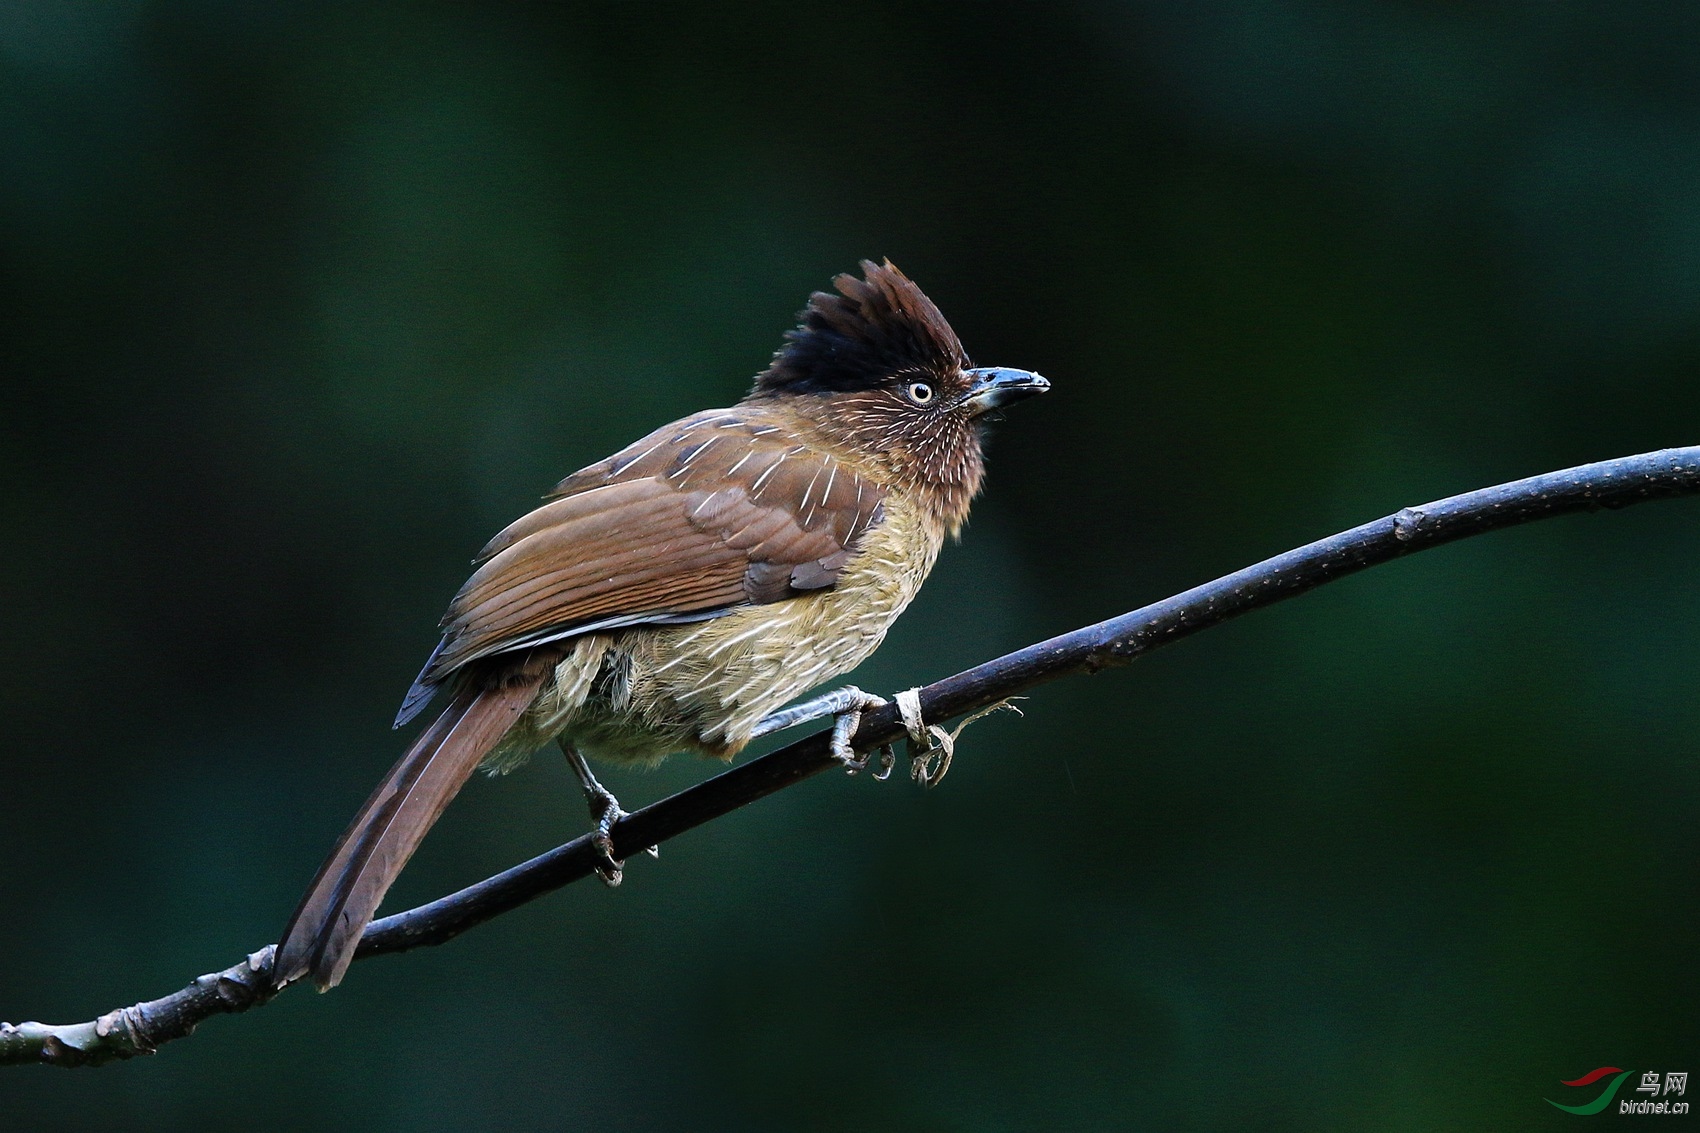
[[747, 259, 1048, 529]]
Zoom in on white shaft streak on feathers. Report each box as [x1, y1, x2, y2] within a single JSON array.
[[672, 435, 718, 474], [748, 453, 786, 500], [800, 463, 825, 528]]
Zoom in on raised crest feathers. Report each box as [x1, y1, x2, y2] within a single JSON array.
[[753, 259, 967, 396]]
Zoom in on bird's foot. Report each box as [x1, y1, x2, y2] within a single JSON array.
[[581, 784, 662, 887], [560, 740, 657, 887], [582, 784, 629, 887], [829, 695, 893, 776], [842, 742, 899, 780], [752, 685, 894, 776]]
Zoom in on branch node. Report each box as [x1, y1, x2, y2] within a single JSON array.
[[1392, 507, 1431, 541], [97, 1006, 157, 1055], [40, 1033, 77, 1064]]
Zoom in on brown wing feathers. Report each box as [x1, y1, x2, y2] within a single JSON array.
[[407, 412, 887, 700]]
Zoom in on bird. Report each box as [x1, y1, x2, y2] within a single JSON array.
[[272, 259, 1049, 991]]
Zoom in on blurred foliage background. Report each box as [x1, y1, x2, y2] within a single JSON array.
[[3, 3, 1698, 1130]]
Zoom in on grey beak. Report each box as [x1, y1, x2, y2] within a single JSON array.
[[963, 367, 1051, 414]]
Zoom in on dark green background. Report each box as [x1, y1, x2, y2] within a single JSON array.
[[3, 3, 1696, 1130]]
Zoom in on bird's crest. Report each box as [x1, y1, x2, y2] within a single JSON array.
[[753, 260, 967, 396]]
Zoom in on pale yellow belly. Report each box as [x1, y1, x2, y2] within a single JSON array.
[[490, 494, 943, 769]]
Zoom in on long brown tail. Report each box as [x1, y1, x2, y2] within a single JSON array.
[[274, 680, 539, 990]]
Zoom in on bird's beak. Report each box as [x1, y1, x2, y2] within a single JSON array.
[[962, 367, 1050, 415]]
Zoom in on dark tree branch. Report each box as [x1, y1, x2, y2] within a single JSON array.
[[6, 445, 1698, 1067]]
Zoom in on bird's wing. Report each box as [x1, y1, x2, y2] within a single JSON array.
[[399, 410, 886, 715]]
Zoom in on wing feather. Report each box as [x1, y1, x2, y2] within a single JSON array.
[[405, 412, 889, 701]]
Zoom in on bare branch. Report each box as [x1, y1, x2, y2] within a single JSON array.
[[6, 445, 1698, 1067]]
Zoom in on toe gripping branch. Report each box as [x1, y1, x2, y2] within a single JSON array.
[[843, 688, 1023, 788]]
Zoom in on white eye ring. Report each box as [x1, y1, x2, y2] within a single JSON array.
[[905, 381, 935, 405]]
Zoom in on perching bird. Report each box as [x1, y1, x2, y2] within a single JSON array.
[[273, 260, 1049, 990]]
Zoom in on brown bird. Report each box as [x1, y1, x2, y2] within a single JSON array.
[[273, 260, 1048, 990]]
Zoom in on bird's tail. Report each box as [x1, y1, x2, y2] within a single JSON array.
[[273, 678, 541, 990]]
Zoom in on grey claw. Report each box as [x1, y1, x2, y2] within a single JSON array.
[[587, 793, 627, 887], [830, 690, 889, 773]]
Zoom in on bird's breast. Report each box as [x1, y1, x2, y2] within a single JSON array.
[[518, 492, 946, 767]]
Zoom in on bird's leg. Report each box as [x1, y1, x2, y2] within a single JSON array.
[[750, 686, 894, 775], [557, 740, 656, 887]]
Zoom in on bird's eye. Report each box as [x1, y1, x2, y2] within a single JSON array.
[[905, 381, 935, 405]]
